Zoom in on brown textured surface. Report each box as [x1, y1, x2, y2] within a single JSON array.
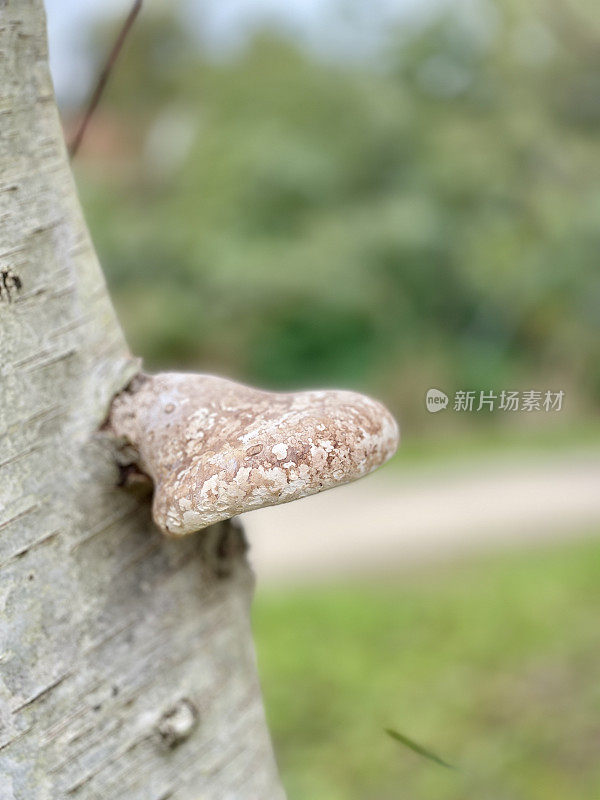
[[109, 373, 399, 535]]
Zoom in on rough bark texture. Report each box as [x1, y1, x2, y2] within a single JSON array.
[[0, 2, 284, 798]]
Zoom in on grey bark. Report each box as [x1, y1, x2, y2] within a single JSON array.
[[0, 2, 284, 798]]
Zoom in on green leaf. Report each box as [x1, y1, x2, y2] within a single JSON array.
[[385, 728, 456, 770]]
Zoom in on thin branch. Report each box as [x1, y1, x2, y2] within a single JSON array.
[[68, 0, 143, 160]]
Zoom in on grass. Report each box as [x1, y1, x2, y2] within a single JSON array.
[[253, 534, 600, 800]]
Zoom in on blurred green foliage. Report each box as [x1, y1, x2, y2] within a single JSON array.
[[74, 0, 600, 428], [253, 535, 600, 799]]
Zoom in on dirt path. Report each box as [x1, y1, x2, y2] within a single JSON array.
[[242, 449, 600, 583]]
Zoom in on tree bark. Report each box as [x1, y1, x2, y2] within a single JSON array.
[[0, 2, 284, 798]]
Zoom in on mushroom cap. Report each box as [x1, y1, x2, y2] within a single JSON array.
[[110, 373, 399, 536]]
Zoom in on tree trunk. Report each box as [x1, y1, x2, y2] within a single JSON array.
[[0, 2, 284, 797]]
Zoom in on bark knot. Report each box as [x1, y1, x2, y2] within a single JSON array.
[[157, 698, 199, 748]]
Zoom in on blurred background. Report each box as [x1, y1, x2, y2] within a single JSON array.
[[47, 1, 600, 797]]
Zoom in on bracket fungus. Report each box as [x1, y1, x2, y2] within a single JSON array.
[[108, 373, 399, 536]]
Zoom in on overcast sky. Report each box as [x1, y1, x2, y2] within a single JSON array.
[[45, 0, 444, 103]]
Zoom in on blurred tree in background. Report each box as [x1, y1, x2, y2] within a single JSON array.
[[70, 0, 600, 432]]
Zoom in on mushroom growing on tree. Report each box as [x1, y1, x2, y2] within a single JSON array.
[[108, 372, 398, 536], [0, 2, 397, 797]]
